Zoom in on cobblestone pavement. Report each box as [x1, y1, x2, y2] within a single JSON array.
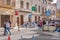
[[0, 26, 60, 40]]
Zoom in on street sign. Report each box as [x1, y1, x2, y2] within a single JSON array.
[[32, 6, 36, 11], [45, 9, 51, 16], [15, 10, 18, 16], [28, 13, 32, 18]]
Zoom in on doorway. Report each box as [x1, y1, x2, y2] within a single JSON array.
[[38, 16, 40, 22], [20, 15, 24, 25], [17, 17, 19, 26], [1, 15, 10, 27], [28, 17, 31, 22], [35, 16, 37, 23]]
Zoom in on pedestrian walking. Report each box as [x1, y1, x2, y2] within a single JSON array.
[[43, 20, 46, 25], [42, 19, 46, 31], [6, 20, 11, 35], [3, 20, 7, 35], [38, 20, 43, 32]]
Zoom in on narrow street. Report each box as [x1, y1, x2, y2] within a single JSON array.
[[0, 0, 60, 40], [0, 27, 60, 40]]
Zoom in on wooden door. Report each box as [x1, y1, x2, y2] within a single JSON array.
[[20, 15, 24, 25]]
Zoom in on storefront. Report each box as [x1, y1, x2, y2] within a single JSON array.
[[0, 8, 13, 27], [19, 11, 31, 25]]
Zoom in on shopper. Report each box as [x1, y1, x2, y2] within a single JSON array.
[[38, 20, 43, 32]]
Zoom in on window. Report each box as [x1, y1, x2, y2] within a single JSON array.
[[38, 6, 40, 12], [26, 2, 29, 9], [1, 0, 5, 4], [43, 0, 47, 4], [35, 4, 37, 12], [20, 1, 24, 8], [7, 0, 10, 5], [38, 16, 40, 22], [43, 0, 45, 3], [46, 1, 47, 4], [35, 16, 37, 22], [42, 7, 44, 14], [45, 8, 46, 13], [44, 8, 46, 15], [28, 17, 31, 22], [40, 0, 46, 3], [12, 2, 15, 6], [48, 0, 52, 2], [39, 0, 40, 1]]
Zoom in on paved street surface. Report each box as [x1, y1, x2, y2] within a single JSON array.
[[22, 32, 60, 40], [0, 27, 60, 40]]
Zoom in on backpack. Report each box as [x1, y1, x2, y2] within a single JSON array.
[[4, 24, 6, 28], [43, 20, 46, 25]]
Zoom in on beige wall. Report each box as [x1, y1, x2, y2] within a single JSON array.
[[24, 14, 28, 22], [32, 16, 35, 22], [0, 0, 56, 27], [0, 15, 1, 27], [0, 0, 15, 9]]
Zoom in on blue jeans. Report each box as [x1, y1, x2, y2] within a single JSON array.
[[4, 27, 6, 35], [6, 27, 11, 35], [38, 26, 42, 31]]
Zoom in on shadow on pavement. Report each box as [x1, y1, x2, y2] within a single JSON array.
[[0, 34, 6, 37]]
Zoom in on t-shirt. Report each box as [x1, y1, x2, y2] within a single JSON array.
[[39, 21, 43, 26], [6, 22, 10, 27]]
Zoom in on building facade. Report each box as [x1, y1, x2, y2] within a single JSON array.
[[0, 0, 56, 28], [56, 0, 60, 20], [0, 0, 15, 27]]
